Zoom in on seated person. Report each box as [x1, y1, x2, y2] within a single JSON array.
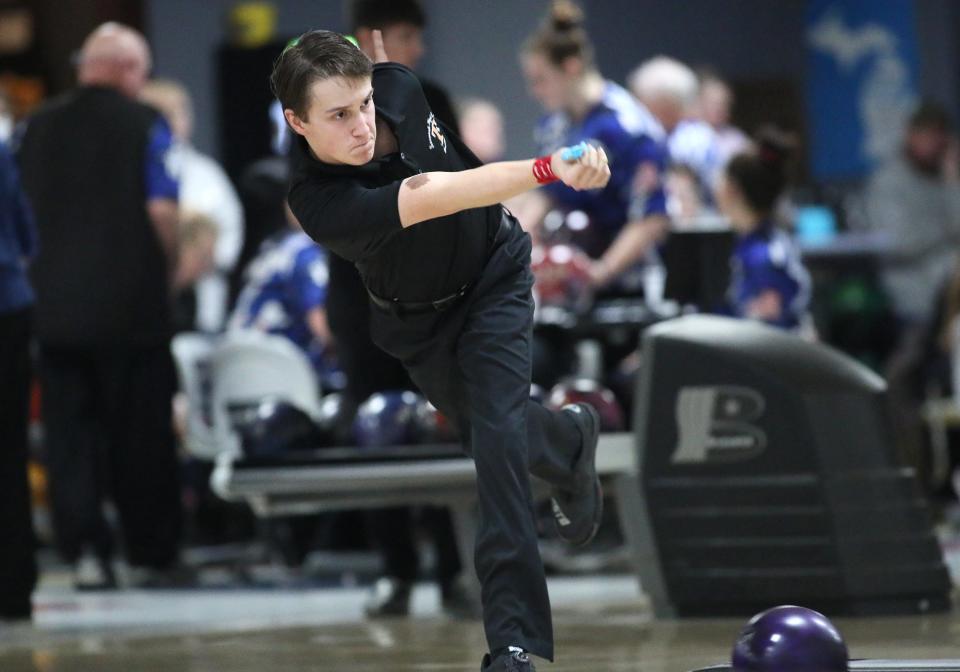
[[665, 162, 714, 226], [228, 207, 342, 390], [172, 210, 219, 333], [714, 130, 812, 332]]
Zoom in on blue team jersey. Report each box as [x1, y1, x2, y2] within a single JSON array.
[[0, 140, 36, 313], [534, 81, 668, 244], [145, 117, 179, 200], [668, 119, 723, 192], [728, 224, 811, 330], [230, 231, 337, 378]]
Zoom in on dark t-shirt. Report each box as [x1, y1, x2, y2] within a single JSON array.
[[288, 63, 499, 302]]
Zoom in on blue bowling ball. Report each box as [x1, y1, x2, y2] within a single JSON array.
[[352, 390, 420, 448], [731, 605, 848, 672]]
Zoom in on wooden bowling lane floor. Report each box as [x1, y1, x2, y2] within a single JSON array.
[[1, 577, 959, 672]]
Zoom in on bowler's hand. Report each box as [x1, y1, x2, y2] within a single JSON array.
[[372, 29, 389, 63], [551, 143, 610, 191]]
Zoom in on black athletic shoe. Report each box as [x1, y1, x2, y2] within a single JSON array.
[[550, 402, 603, 547], [480, 649, 536, 671], [363, 577, 412, 618]]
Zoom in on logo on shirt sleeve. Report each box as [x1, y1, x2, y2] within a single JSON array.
[[426, 112, 447, 154]]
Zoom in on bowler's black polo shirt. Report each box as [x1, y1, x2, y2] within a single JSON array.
[[288, 63, 500, 303]]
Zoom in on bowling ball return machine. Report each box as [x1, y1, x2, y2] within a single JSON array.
[[635, 315, 950, 618]]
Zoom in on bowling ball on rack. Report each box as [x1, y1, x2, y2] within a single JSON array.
[[410, 397, 459, 444], [531, 243, 594, 314], [352, 390, 420, 448], [731, 605, 848, 672], [236, 399, 322, 458], [541, 209, 608, 259], [547, 377, 625, 431], [314, 392, 353, 446]]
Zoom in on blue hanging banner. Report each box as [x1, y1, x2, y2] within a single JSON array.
[[805, 0, 919, 181]]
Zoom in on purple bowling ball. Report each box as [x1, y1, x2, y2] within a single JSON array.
[[731, 605, 848, 672]]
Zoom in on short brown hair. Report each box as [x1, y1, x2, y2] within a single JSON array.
[[908, 101, 952, 133], [270, 30, 372, 120]]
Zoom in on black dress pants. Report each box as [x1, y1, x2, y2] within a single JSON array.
[[370, 214, 581, 661], [39, 344, 181, 568], [327, 254, 462, 586], [0, 308, 37, 617]]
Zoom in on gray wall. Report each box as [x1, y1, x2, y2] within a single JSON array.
[[147, 0, 960, 163], [146, 0, 345, 158]]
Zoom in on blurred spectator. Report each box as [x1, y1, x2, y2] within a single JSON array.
[[665, 163, 711, 225], [628, 56, 722, 195], [0, 86, 14, 143], [866, 102, 960, 327], [919, 261, 960, 404], [459, 96, 543, 240], [0, 139, 38, 620], [697, 70, 750, 169], [714, 129, 811, 332], [141, 79, 244, 333], [233, 156, 291, 298], [171, 211, 219, 332], [457, 97, 505, 164], [17, 23, 184, 590], [349, 0, 458, 129], [521, 0, 670, 288], [866, 101, 960, 483], [228, 206, 342, 390]]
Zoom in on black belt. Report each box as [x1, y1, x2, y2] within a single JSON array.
[[367, 210, 514, 315], [368, 282, 472, 314]]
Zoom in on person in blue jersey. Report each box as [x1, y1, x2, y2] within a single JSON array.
[[628, 56, 723, 198], [0, 139, 38, 621], [520, 0, 670, 288], [714, 129, 811, 331], [17, 23, 185, 591], [228, 207, 341, 388]]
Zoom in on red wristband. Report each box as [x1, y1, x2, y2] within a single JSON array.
[[533, 155, 558, 184]]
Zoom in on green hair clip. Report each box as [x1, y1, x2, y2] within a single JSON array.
[[281, 33, 357, 54]]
